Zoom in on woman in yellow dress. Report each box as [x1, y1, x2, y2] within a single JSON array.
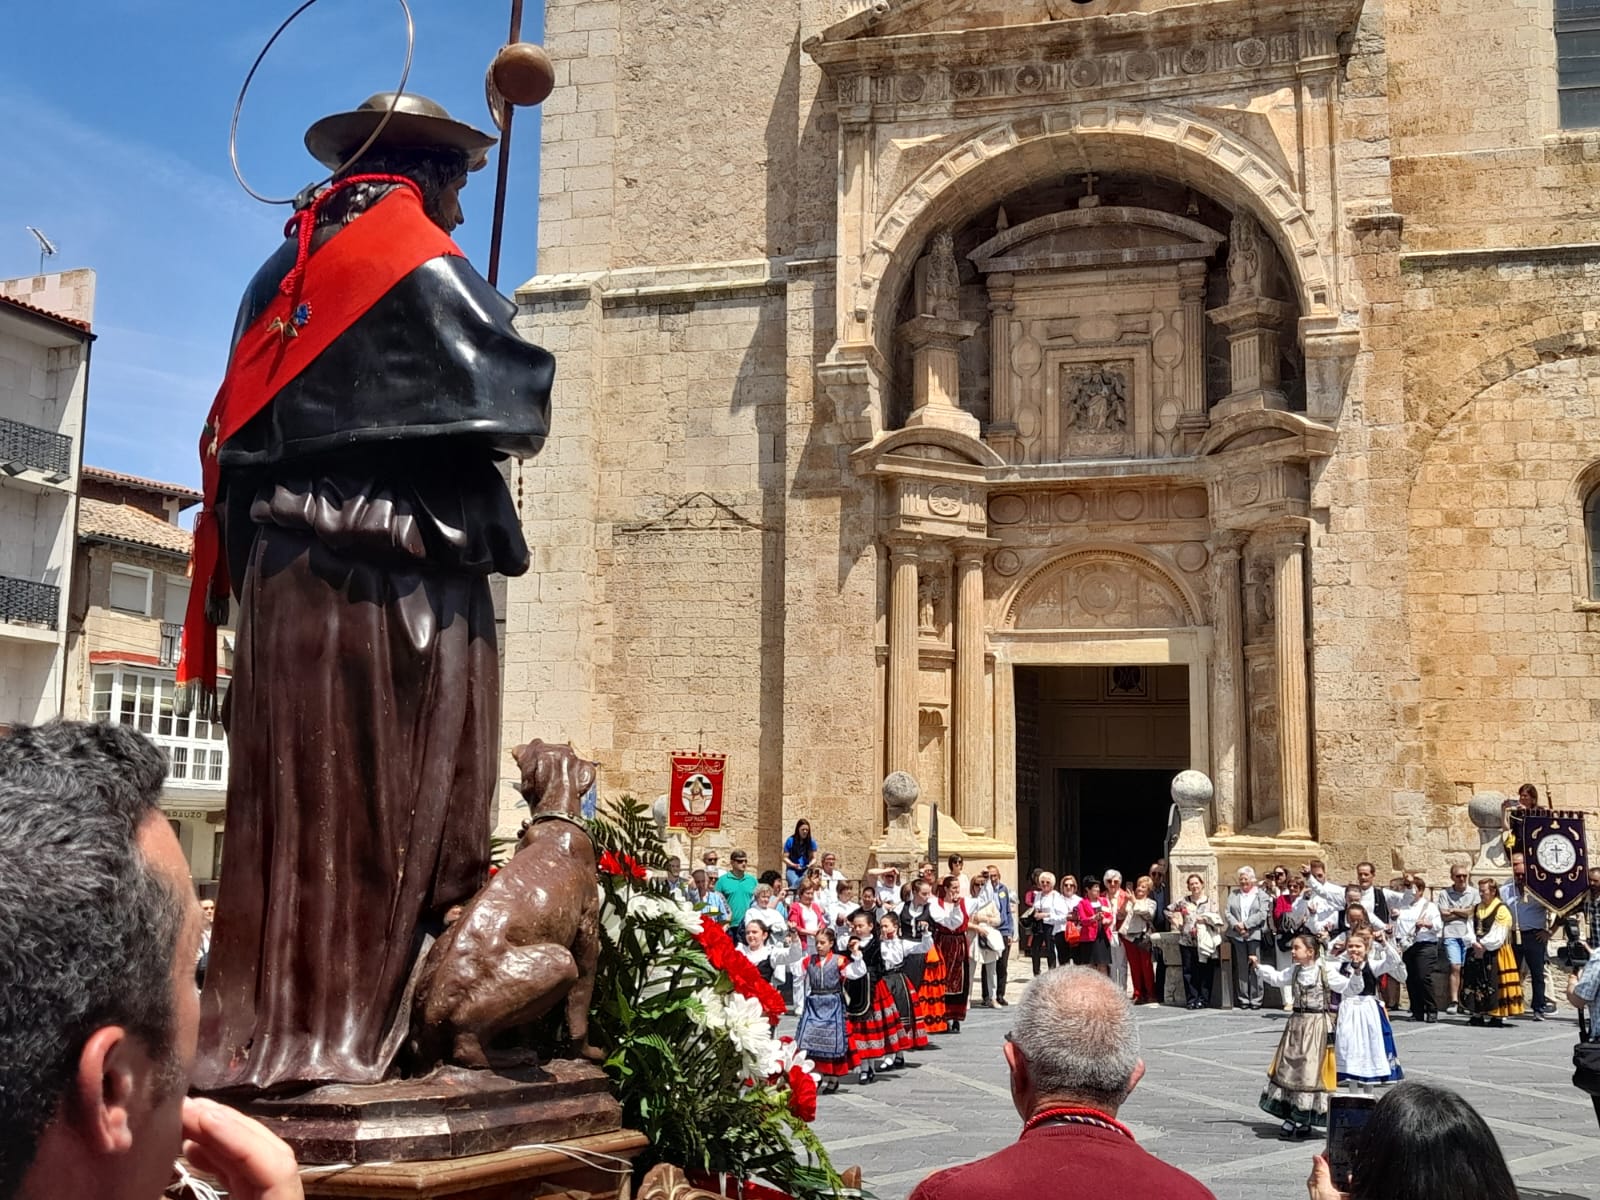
[[1462, 876, 1524, 1027]]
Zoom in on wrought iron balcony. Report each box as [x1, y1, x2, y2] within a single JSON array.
[[0, 417, 73, 481], [0, 574, 59, 630]]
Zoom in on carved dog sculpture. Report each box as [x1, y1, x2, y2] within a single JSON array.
[[409, 739, 602, 1070]]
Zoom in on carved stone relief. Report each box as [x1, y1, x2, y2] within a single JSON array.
[[1245, 556, 1276, 641], [1245, 643, 1282, 826], [1009, 552, 1195, 630], [974, 209, 1219, 465], [986, 485, 1208, 528], [1228, 213, 1265, 302], [1061, 364, 1129, 452], [833, 32, 1328, 110], [917, 569, 948, 636]]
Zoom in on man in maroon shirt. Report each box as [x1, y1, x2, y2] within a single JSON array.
[[908, 966, 1214, 1200]]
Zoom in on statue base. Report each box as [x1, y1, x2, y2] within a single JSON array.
[[294, 1129, 648, 1199], [240, 1059, 622, 1166]]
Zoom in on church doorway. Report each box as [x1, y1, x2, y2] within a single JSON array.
[[1014, 664, 1189, 884]]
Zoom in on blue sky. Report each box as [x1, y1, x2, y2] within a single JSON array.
[[0, 0, 544, 491]]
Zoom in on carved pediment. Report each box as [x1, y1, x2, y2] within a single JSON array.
[[1007, 549, 1198, 630], [970, 207, 1224, 274]]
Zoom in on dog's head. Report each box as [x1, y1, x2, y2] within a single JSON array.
[[512, 739, 598, 822]]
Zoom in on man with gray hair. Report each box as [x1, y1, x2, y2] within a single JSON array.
[[0, 721, 301, 1200], [908, 967, 1213, 1199]]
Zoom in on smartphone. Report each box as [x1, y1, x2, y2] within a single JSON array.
[[1326, 1094, 1377, 1188]]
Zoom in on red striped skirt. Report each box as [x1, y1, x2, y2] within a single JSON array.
[[915, 945, 949, 1034], [847, 979, 910, 1058]]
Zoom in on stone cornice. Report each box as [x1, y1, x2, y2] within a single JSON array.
[[806, 0, 1365, 101]]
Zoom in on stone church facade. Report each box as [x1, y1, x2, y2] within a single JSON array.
[[504, 0, 1600, 883]]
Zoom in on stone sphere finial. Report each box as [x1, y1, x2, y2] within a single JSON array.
[[1468, 791, 1508, 833], [883, 771, 920, 822], [1171, 770, 1214, 811]]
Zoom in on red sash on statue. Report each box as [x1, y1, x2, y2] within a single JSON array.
[[175, 182, 462, 717]]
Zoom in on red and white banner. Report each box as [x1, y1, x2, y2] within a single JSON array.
[[669, 751, 727, 835]]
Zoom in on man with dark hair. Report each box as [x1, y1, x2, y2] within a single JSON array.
[[0, 721, 300, 1199], [908, 968, 1212, 1199], [180, 93, 554, 1093]]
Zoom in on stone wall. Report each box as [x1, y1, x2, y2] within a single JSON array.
[[502, 271, 793, 859]]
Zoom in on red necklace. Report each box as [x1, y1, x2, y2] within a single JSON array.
[[1022, 1105, 1135, 1141]]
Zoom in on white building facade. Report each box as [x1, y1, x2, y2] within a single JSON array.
[[0, 270, 94, 733]]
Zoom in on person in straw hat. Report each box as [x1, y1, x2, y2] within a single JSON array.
[[183, 92, 553, 1094]]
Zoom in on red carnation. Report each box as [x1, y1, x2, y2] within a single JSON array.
[[598, 850, 647, 880], [785, 1064, 817, 1122], [694, 922, 787, 1023]]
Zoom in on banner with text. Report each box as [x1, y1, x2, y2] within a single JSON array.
[[669, 751, 727, 836]]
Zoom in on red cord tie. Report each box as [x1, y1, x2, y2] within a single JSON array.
[[278, 173, 422, 299], [1021, 1104, 1135, 1141]]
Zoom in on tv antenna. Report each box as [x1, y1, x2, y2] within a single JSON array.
[[25, 227, 57, 275]]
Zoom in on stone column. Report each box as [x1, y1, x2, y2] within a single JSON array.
[[1176, 260, 1210, 444], [1209, 532, 1249, 837], [886, 537, 921, 778], [952, 546, 988, 832], [1274, 530, 1312, 839]]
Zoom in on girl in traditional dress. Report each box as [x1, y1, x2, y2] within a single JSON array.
[[1250, 934, 1343, 1138], [795, 928, 857, 1093], [842, 911, 910, 1085], [1333, 930, 1406, 1091], [1463, 876, 1525, 1027], [902, 879, 948, 1034], [788, 880, 827, 1010], [875, 910, 930, 1060], [739, 920, 797, 987], [934, 875, 972, 1032]]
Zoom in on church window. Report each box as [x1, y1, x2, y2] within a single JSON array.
[[1557, 0, 1600, 128], [1586, 483, 1600, 598]]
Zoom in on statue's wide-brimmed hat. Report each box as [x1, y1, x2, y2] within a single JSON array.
[[304, 92, 497, 172]]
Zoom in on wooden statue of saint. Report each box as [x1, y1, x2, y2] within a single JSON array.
[[178, 93, 553, 1094]]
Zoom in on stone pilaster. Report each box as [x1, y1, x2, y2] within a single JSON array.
[[985, 274, 1018, 458], [1208, 531, 1250, 836], [1274, 530, 1312, 839], [952, 546, 988, 832], [886, 537, 921, 778], [1176, 260, 1210, 443]]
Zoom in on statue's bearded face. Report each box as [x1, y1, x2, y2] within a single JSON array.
[[433, 175, 468, 233]]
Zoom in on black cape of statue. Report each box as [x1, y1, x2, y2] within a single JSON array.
[[193, 213, 552, 1095]]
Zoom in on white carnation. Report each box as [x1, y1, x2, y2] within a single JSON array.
[[689, 989, 778, 1078]]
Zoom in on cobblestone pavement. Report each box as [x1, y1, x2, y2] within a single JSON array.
[[793, 997, 1600, 1200]]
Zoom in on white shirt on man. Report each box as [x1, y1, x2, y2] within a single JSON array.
[[1393, 895, 1442, 944]]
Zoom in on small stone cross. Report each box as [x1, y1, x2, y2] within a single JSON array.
[[1078, 171, 1102, 209]]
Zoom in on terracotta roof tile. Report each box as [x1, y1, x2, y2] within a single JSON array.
[[0, 293, 92, 334], [82, 466, 201, 502], [78, 497, 192, 557]]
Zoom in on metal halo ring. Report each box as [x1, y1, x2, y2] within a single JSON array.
[[229, 0, 416, 205]]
